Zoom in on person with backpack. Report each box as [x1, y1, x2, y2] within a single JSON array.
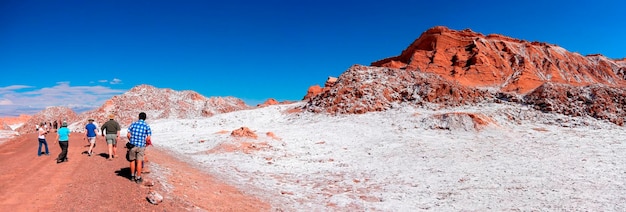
[[126, 112, 152, 184]]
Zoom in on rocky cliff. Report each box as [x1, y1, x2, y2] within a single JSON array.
[[371, 26, 626, 93], [305, 26, 626, 125]]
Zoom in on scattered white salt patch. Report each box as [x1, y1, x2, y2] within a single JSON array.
[[151, 102, 626, 211], [0, 130, 19, 145]]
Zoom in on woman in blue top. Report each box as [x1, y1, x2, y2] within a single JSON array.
[[55, 122, 71, 163]]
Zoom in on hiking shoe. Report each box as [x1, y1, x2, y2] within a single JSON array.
[[130, 176, 135, 182], [135, 177, 143, 184]]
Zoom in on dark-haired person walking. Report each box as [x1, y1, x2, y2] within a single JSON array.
[[85, 118, 98, 156], [126, 112, 151, 184], [55, 122, 70, 163]]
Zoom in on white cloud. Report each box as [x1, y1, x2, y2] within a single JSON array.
[[0, 82, 125, 116], [0, 99, 12, 105], [110, 78, 122, 84], [98, 80, 108, 83], [0, 85, 33, 94]]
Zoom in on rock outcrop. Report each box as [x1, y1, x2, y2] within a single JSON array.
[[305, 65, 491, 114], [523, 83, 626, 125], [257, 98, 279, 107], [303, 76, 339, 101], [305, 26, 626, 125], [231, 127, 258, 139], [372, 26, 626, 94]]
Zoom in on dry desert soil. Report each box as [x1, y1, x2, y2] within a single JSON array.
[[0, 132, 270, 211]]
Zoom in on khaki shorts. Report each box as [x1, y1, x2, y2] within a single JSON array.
[[105, 134, 117, 145], [126, 146, 145, 162], [87, 137, 96, 144]]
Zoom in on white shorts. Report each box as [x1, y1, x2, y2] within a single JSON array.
[[87, 137, 96, 144]]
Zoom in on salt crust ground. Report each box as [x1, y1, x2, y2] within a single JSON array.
[[144, 102, 626, 211], [2, 102, 624, 211]]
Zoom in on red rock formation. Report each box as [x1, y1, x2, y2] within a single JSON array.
[[372, 26, 626, 94], [230, 127, 258, 139], [266, 132, 281, 140], [257, 98, 279, 107], [303, 76, 339, 100], [303, 85, 323, 100]]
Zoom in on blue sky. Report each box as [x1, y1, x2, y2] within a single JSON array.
[[1, 0, 624, 116]]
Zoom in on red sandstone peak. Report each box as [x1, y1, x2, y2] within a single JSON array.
[[372, 26, 626, 94], [257, 98, 279, 107]]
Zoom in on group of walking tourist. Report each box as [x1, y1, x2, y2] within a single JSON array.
[[36, 112, 152, 184]]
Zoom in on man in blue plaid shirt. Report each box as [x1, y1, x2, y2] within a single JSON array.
[[126, 112, 152, 184]]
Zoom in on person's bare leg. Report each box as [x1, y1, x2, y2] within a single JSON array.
[[130, 161, 136, 179], [135, 160, 143, 179], [107, 144, 113, 159], [112, 144, 117, 158], [88, 142, 95, 155]]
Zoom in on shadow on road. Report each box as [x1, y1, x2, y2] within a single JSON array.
[[115, 167, 132, 180]]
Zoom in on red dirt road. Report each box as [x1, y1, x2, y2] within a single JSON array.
[[0, 132, 269, 211]]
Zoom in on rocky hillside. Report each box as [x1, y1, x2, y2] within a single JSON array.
[[80, 84, 251, 127], [12, 85, 251, 134], [305, 26, 626, 125], [305, 65, 491, 114], [16, 107, 78, 134]]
